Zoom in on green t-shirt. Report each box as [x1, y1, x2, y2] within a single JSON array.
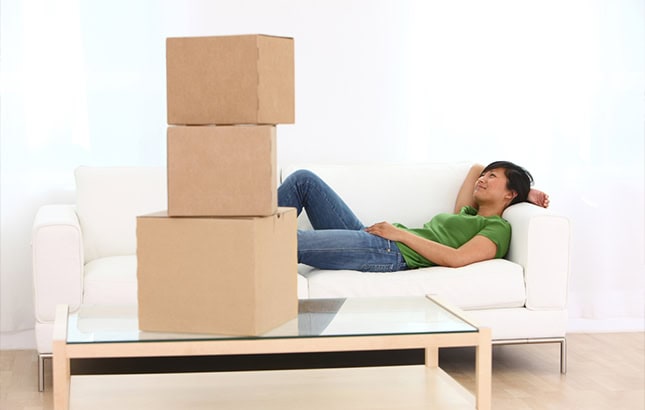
[[393, 206, 511, 268]]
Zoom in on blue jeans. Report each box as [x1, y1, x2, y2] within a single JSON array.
[[278, 170, 409, 272]]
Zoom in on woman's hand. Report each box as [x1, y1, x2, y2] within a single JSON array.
[[528, 189, 550, 208], [365, 222, 404, 241]]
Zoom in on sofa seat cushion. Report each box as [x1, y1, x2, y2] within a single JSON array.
[[300, 259, 526, 310], [83, 255, 311, 307]]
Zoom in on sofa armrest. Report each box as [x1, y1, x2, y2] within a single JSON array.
[[503, 203, 571, 310], [32, 204, 84, 323]]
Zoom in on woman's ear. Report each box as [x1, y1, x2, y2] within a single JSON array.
[[505, 190, 518, 204]]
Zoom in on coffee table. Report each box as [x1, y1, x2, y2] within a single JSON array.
[[53, 296, 491, 409]]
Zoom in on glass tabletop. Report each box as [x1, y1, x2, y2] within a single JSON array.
[[66, 296, 477, 344]]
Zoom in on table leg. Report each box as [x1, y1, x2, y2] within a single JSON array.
[[53, 341, 70, 409], [53, 305, 70, 410], [475, 327, 492, 410], [425, 344, 439, 367]]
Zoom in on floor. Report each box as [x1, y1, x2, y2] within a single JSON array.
[[1, 332, 643, 409]]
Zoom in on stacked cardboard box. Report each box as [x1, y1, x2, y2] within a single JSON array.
[[137, 34, 297, 336]]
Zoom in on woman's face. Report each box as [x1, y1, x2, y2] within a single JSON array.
[[473, 168, 516, 206]]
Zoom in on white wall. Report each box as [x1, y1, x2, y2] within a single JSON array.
[[1, 0, 643, 348]]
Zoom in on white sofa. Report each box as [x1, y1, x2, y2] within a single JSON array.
[[32, 163, 571, 390]]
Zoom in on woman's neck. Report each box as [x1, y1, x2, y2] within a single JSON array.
[[476, 203, 506, 217]]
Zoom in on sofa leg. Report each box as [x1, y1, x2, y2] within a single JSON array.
[[38, 353, 52, 392], [493, 337, 567, 374], [559, 338, 567, 374]]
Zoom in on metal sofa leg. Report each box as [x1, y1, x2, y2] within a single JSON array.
[[38, 353, 52, 392], [493, 337, 567, 374], [559, 337, 567, 374]]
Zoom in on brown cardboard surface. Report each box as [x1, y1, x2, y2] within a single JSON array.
[[166, 34, 294, 125], [136, 207, 298, 336], [167, 125, 277, 217]]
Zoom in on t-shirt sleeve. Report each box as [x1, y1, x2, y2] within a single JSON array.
[[477, 219, 512, 258]]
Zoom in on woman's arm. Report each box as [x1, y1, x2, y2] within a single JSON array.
[[365, 222, 497, 268], [454, 164, 484, 213]]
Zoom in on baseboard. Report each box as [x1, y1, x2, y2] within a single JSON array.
[[0, 329, 36, 350]]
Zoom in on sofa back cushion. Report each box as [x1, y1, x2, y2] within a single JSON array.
[[75, 166, 167, 263], [75, 163, 471, 263], [280, 162, 472, 229]]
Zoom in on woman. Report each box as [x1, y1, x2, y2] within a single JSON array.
[[278, 161, 549, 272]]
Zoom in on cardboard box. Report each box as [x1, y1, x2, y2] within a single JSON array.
[[166, 34, 295, 125], [167, 125, 277, 217], [136, 207, 298, 336]]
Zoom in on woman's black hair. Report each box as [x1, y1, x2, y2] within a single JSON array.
[[482, 161, 534, 206]]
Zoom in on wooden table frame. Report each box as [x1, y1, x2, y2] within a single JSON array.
[[53, 298, 491, 409]]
